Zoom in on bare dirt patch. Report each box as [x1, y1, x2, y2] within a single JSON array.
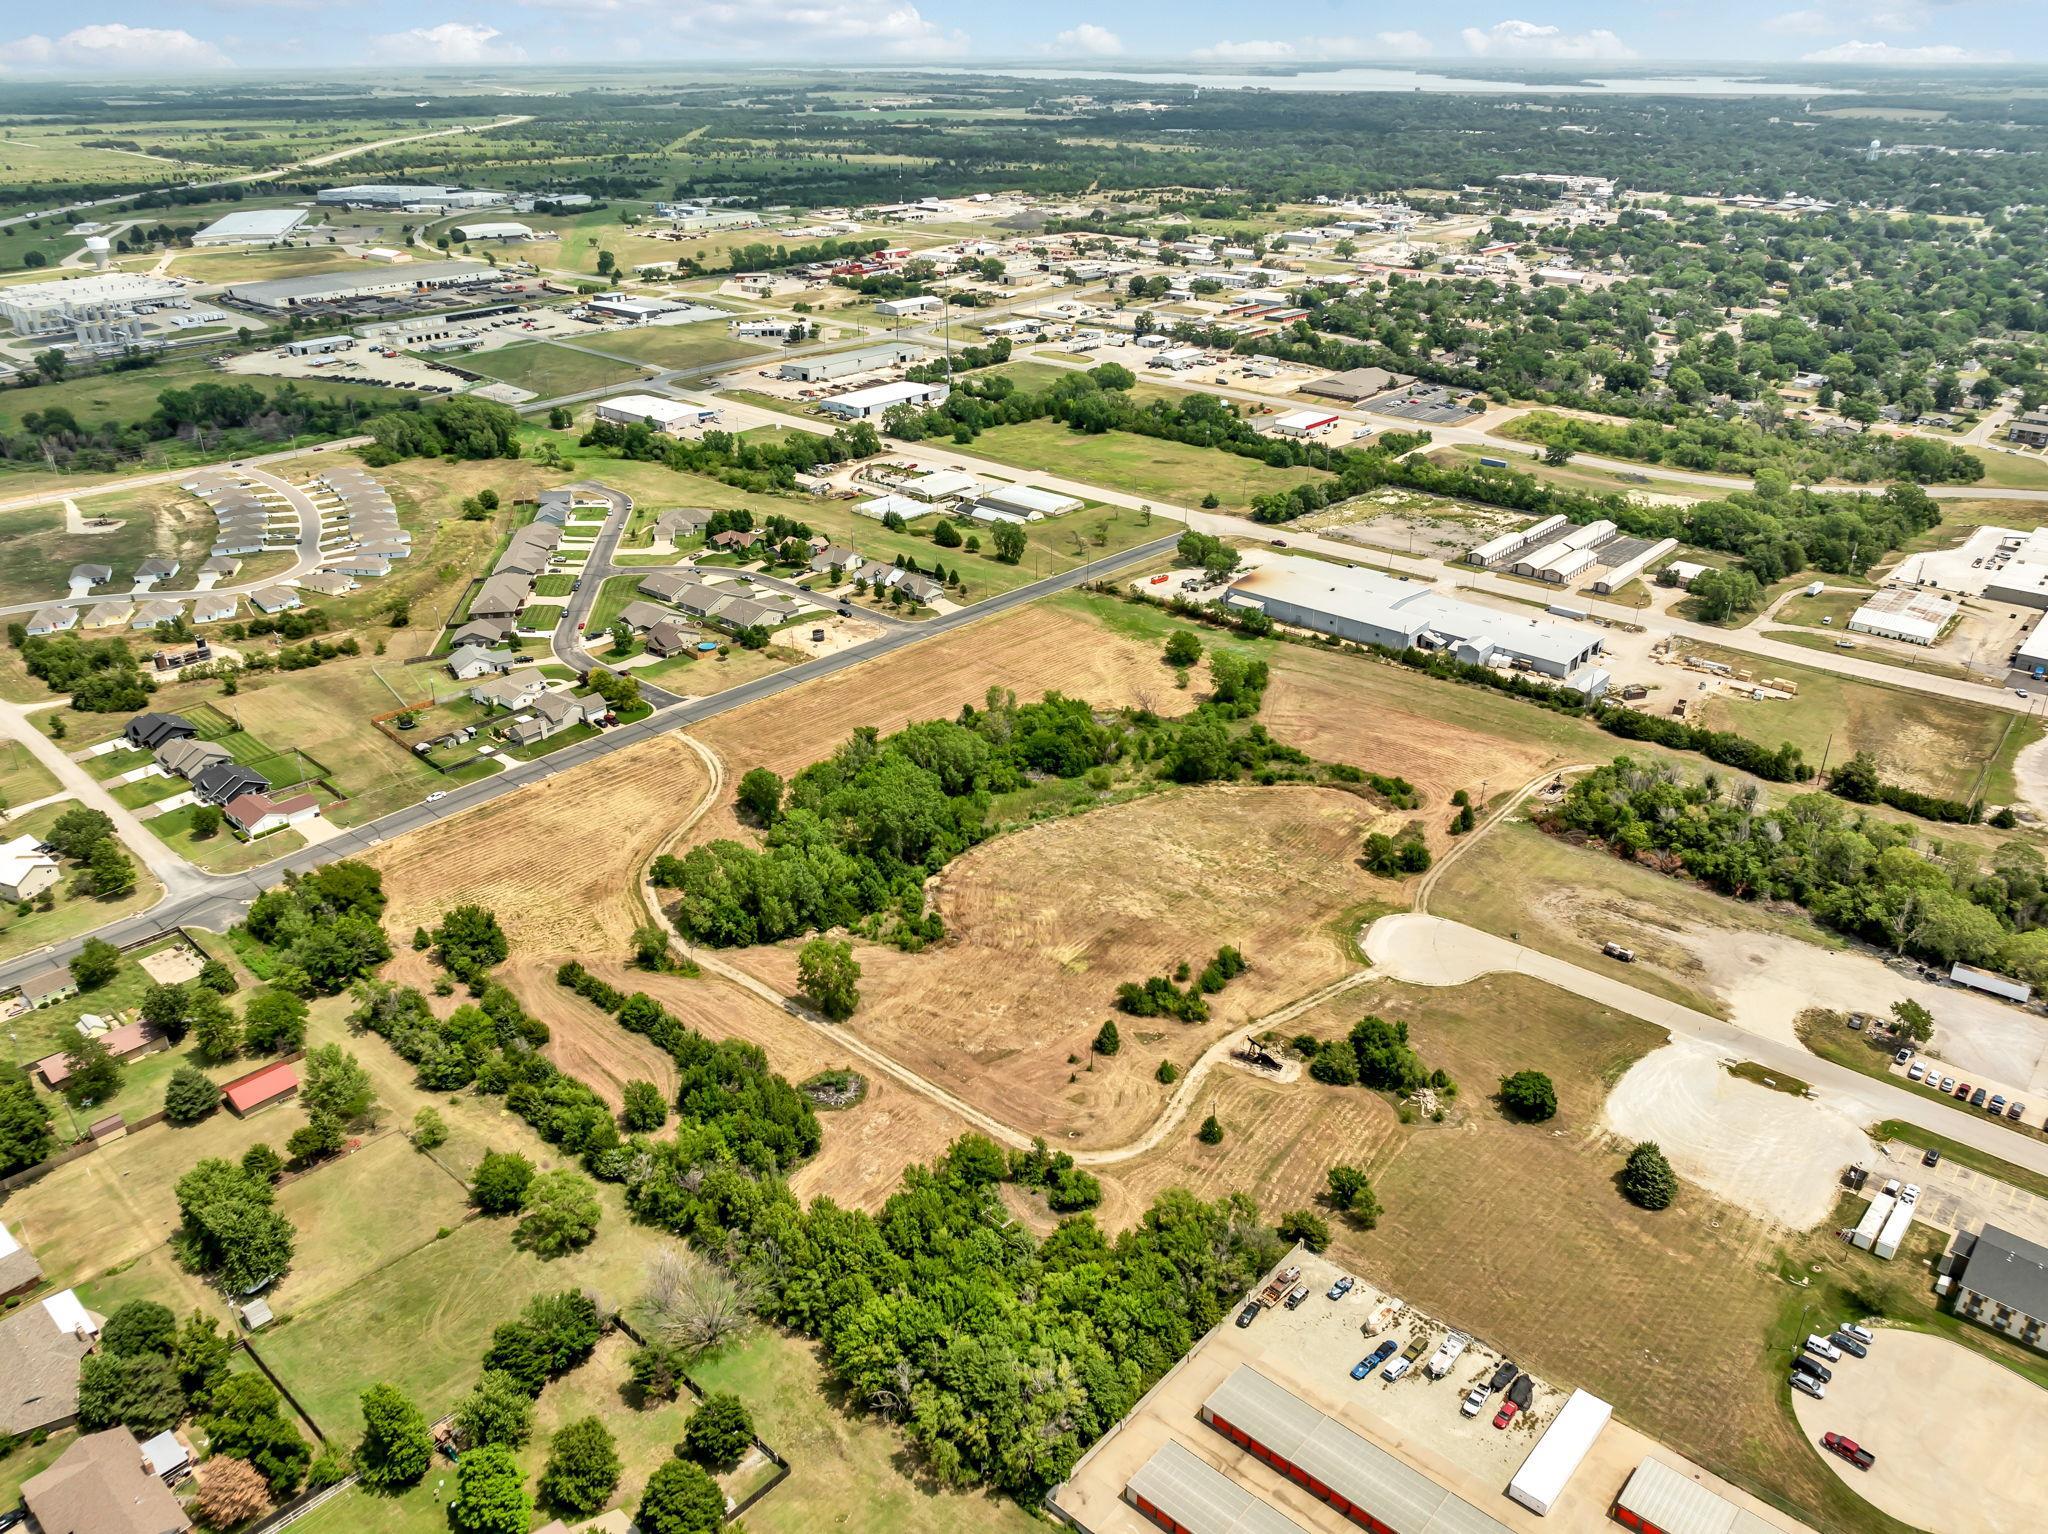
[[138, 940, 205, 984], [1604, 1038, 1876, 1229], [726, 784, 1396, 1148]]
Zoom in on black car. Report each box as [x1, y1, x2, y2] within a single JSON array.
[[1923, 1147, 1941, 1167], [1831, 1331, 1869, 1359], [1506, 1372, 1534, 1409], [1971, 1087, 1989, 1108], [1791, 1355, 1832, 1384], [1235, 1302, 1261, 1329], [1487, 1360, 1517, 1393]]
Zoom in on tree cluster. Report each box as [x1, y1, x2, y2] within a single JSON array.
[[240, 861, 392, 994]]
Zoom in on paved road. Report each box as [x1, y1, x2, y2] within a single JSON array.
[[1366, 912, 2048, 1180], [0, 531, 1178, 990]]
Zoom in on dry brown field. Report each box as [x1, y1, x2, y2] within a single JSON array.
[[729, 783, 1401, 1147]]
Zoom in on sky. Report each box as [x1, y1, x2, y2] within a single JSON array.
[[0, 1, 2033, 77]]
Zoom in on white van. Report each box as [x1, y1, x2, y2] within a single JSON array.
[[1805, 1334, 1842, 1362]]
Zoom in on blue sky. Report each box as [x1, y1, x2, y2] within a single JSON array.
[[0, 2, 2031, 76]]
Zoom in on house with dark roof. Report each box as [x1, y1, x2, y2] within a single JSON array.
[[22, 1427, 191, 1534], [192, 761, 270, 807], [450, 618, 511, 649], [0, 1289, 102, 1435], [637, 570, 693, 602], [503, 691, 592, 747], [644, 619, 700, 657], [131, 557, 180, 589], [1953, 1224, 2048, 1353], [124, 712, 196, 752], [470, 573, 532, 621], [613, 601, 671, 634]]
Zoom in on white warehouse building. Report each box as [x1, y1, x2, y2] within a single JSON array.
[[818, 380, 947, 420], [0, 272, 185, 339], [1226, 556, 1604, 679], [316, 184, 500, 210], [593, 394, 719, 435]]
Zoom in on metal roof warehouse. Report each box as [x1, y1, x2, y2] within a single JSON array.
[[1225, 556, 1602, 679], [1200, 1365, 1514, 1534], [1125, 1440, 1307, 1534], [223, 261, 497, 309]]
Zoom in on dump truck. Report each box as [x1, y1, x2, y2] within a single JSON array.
[[1425, 1332, 1471, 1380]]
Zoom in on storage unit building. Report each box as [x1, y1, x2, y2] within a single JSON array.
[[779, 343, 925, 382], [1592, 537, 1679, 595], [1611, 1457, 1781, 1534], [818, 380, 947, 420], [1467, 514, 1565, 568], [1506, 1388, 1612, 1516], [1124, 1440, 1308, 1534], [1199, 1364, 1515, 1534]]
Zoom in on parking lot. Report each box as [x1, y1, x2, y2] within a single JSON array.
[[1867, 1134, 2048, 1247], [1359, 383, 1486, 425]]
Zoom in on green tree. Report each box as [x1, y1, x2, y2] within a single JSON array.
[[204, 1371, 310, 1494], [411, 1107, 449, 1150], [797, 937, 861, 1020], [991, 521, 1027, 565], [433, 904, 510, 982], [1498, 1070, 1558, 1122], [1092, 1019, 1121, 1056], [242, 988, 308, 1054], [0, 1066, 52, 1175], [101, 1299, 178, 1358], [87, 836, 135, 900], [61, 1035, 120, 1107], [621, 1079, 668, 1132], [1308, 1041, 1358, 1086], [515, 1169, 603, 1257], [1277, 1208, 1331, 1253], [163, 1063, 223, 1124], [736, 767, 784, 825], [356, 1382, 434, 1490], [1197, 1113, 1223, 1145], [1620, 1142, 1678, 1210], [189, 804, 225, 839], [70, 935, 121, 990], [197, 957, 238, 996], [48, 805, 113, 859], [450, 1443, 530, 1534], [682, 1391, 755, 1469], [1891, 998, 1935, 1042], [174, 1310, 234, 1411], [472, 1150, 536, 1213], [627, 1342, 689, 1402], [1326, 1164, 1381, 1228], [637, 1458, 726, 1534], [188, 986, 241, 1063], [452, 1370, 534, 1450], [1156, 1059, 1179, 1084], [538, 1416, 621, 1516], [77, 1351, 184, 1433], [240, 1142, 283, 1184], [300, 1043, 376, 1126], [1163, 630, 1203, 668], [140, 981, 191, 1042]]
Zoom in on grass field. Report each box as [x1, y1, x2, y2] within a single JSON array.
[[0, 351, 387, 437], [570, 321, 759, 373], [960, 420, 1333, 511], [0, 738, 59, 807], [1965, 449, 2048, 492], [461, 342, 648, 399], [162, 245, 376, 285], [1691, 641, 2033, 802], [0, 484, 218, 608]]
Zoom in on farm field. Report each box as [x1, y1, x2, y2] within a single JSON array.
[[1690, 641, 2035, 802], [723, 783, 1402, 1147], [461, 341, 649, 398], [959, 419, 1334, 511]]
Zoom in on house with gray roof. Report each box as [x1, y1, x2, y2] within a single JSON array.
[[504, 690, 591, 747], [1953, 1224, 2048, 1353], [156, 737, 231, 779], [192, 761, 269, 807], [470, 573, 532, 621], [471, 673, 545, 711], [0, 1222, 42, 1300], [70, 563, 112, 590], [298, 571, 356, 597], [810, 544, 860, 575], [447, 645, 516, 681], [449, 618, 511, 649], [131, 557, 179, 589], [250, 586, 300, 613], [193, 593, 238, 624], [637, 570, 694, 602], [26, 605, 77, 636], [613, 601, 671, 634], [130, 600, 183, 630], [200, 556, 241, 578], [0, 1289, 102, 1435], [644, 619, 700, 657], [654, 509, 709, 542]]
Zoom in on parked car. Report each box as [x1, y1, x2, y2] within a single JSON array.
[[1327, 1276, 1355, 1301], [1990, 1094, 2008, 1115], [1793, 1355, 1832, 1384], [1939, 1076, 1956, 1093], [1790, 1371, 1826, 1401], [1461, 1385, 1489, 1417], [1901, 1184, 1920, 1204], [1955, 1081, 1973, 1099], [1353, 1341, 1398, 1380], [1831, 1331, 1868, 1359], [1841, 1322, 1875, 1345], [1492, 1399, 1521, 1428], [1487, 1360, 1518, 1393], [1972, 1087, 1989, 1108], [1923, 1147, 1941, 1167], [1894, 1047, 1914, 1063], [1907, 1062, 1927, 1081], [1236, 1303, 1261, 1329], [1284, 1284, 1311, 1311], [1381, 1357, 1413, 1383], [1805, 1334, 1842, 1362], [2009, 1101, 2027, 1121], [1823, 1432, 1875, 1470], [1493, 1372, 1533, 1427]]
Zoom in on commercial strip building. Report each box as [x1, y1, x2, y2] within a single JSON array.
[[1945, 1224, 2048, 1353], [593, 394, 719, 435], [1846, 585, 1960, 646], [778, 342, 926, 383], [1225, 558, 1604, 682]]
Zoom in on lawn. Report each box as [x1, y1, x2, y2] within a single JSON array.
[[0, 738, 59, 806], [162, 246, 372, 285], [959, 418, 1332, 512], [519, 602, 565, 632], [0, 802, 164, 968], [0, 484, 217, 608], [575, 320, 759, 373], [1868, 1117, 2048, 1201], [587, 573, 652, 634], [1690, 641, 2033, 803], [147, 801, 309, 872], [532, 574, 575, 598], [1965, 449, 2048, 492], [268, 1133, 475, 1313], [462, 342, 648, 399]]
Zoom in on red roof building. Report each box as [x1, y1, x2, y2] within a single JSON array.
[[221, 1061, 298, 1116]]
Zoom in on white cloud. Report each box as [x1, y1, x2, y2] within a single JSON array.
[[0, 23, 233, 72], [514, 0, 965, 57], [1763, 8, 1834, 35], [1801, 38, 2009, 61], [1188, 33, 1433, 61], [1053, 23, 1122, 56], [1373, 31, 1436, 58], [1460, 18, 1635, 59], [370, 21, 526, 62], [1190, 38, 1300, 60]]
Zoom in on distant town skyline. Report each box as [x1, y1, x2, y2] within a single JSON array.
[[0, 2, 2031, 78]]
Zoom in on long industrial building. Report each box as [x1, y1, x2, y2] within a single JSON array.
[[223, 261, 497, 310], [1611, 1457, 1781, 1534], [1124, 1441, 1306, 1534], [193, 208, 310, 245], [316, 184, 500, 210], [1510, 520, 1616, 583], [779, 342, 926, 383], [1592, 537, 1678, 595], [1466, 515, 1565, 569], [0, 272, 185, 340], [1225, 557, 1603, 680]]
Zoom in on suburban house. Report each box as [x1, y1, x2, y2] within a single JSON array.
[[129, 600, 183, 630], [470, 573, 532, 622], [70, 563, 112, 591], [708, 528, 760, 552], [712, 595, 794, 630], [199, 556, 241, 580], [471, 674, 546, 711], [654, 509, 707, 543], [17, 965, 77, 1009], [325, 556, 389, 579], [450, 618, 511, 649], [504, 691, 591, 747], [644, 619, 700, 657], [613, 601, 671, 634], [1950, 1224, 2048, 1353], [0, 1222, 43, 1299], [896, 572, 943, 603], [131, 557, 179, 589], [125, 712, 196, 752], [192, 594, 238, 624], [32, 1021, 164, 1090], [26, 605, 77, 635], [637, 571, 693, 602], [298, 572, 356, 597], [447, 645, 516, 681], [22, 1427, 192, 1534], [494, 549, 549, 579], [224, 792, 321, 839], [249, 585, 300, 614], [221, 1060, 299, 1116], [192, 762, 270, 807], [83, 601, 133, 629], [156, 737, 231, 779], [809, 544, 859, 575], [0, 1289, 102, 1436], [0, 834, 60, 903]]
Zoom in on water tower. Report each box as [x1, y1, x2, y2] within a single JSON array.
[[84, 236, 111, 271]]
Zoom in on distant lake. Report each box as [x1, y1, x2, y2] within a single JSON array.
[[882, 66, 1859, 97]]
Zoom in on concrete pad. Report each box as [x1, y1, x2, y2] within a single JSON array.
[[1789, 1329, 2048, 1534], [1604, 1039, 1875, 1228]]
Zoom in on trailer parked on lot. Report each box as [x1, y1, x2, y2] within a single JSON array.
[[1507, 1389, 1612, 1516], [1424, 1331, 1470, 1379]]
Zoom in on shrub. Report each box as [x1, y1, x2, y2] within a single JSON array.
[[1197, 1113, 1223, 1145], [1620, 1142, 1678, 1210], [163, 1064, 223, 1125], [515, 1169, 603, 1257], [1092, 1019, 1121, 1056], [1308, 1041, 1358, 1086], [471, 1150, 535, 1214], [410, 1107, 448, 1151], [195, 1455, 273, 1528], [638, 1458, 726, 1534], [1498, 1070, 1558, 1122], [620, 1079, 668, 1132], [356, 1383, 433, 1490], [1278, 1209, 1331, 1253], [1156, 1059, 1179, 1084], [682, 1390, 754, 1469]]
